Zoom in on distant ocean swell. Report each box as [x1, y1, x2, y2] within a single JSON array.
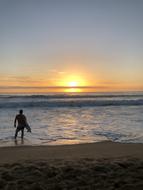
[[0, 99, 143, 108], [1, 94, 143, 99]]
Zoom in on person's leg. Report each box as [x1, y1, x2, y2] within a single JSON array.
[[14, 128, 20, 139], [21, 128, 24, 139]]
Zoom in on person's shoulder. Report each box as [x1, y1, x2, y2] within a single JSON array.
[[22, 114, 27, 118]]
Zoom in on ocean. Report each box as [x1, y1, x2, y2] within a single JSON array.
[[0, 92, 143, 146]]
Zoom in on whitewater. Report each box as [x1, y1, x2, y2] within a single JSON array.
[[0, 92, 143, 146]]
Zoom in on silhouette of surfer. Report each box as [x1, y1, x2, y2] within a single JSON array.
[[14, 109, 31, 139]]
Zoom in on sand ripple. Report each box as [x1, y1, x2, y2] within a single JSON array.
[[0, 158, 143, 190]]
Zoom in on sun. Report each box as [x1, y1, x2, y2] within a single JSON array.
[[57, 74, 88, 92], [66, 81, 80, 92], [68, 81, 78, 87]]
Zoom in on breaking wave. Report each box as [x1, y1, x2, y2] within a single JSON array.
[[1, 93, 143, 99], [0, 99, 143, 108]]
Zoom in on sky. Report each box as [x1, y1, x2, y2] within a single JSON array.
[[0, 0, 143, 93]]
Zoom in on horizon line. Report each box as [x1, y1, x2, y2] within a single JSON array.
[[0, 86, 108, 89]]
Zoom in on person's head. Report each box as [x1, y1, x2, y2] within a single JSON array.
[[19, 109, 23, 114]]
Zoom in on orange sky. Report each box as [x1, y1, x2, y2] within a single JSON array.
[[0, 0, 143, 93], [0, 52, 143, 93]]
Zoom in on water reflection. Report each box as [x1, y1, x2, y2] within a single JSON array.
[[64, 87, 82, 93], [14, 138, 24, 145]]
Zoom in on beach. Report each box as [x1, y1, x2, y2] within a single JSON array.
[[0, 93, 142, 190], [1, 0, 143, 188], [0, 141, 143, 189]]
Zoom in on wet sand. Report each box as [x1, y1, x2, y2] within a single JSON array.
[[0, 141, 143, 189]]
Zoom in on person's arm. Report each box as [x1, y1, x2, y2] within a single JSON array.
[[14, 115, 17, 127]]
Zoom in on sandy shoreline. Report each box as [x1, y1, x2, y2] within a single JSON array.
[[0, 141, 143, 163], [0, 142, 143, 189]]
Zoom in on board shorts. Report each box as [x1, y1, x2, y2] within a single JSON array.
[[17, 125, 25, 130]]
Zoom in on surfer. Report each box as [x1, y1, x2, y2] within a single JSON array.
[[14, 109, 31, 139]]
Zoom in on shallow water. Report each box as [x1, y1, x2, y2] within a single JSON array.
[[0, 92, 143, 146]]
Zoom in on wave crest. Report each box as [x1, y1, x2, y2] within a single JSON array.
[[0, 99, 143, 108]]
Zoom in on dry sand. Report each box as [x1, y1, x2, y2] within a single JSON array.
[[0, 141, 143, 189]]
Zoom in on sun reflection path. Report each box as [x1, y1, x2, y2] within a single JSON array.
[[64, 87, 82, 93]]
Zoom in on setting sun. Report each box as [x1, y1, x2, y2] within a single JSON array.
[[58, 76, 86, 93], [57, 74, 88, 88], [65, 79, 83, 93], [68, 81, 78, 87]]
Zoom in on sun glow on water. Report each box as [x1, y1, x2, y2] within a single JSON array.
[[64, 87, 82, 93]]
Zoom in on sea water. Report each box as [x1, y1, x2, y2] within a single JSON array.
[[0, 92, 143, 146]]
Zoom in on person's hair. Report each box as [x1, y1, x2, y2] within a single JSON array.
[[19, 109, 23, 114]]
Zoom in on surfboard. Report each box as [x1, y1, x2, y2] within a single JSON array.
[[25, 124, 31, 132]]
